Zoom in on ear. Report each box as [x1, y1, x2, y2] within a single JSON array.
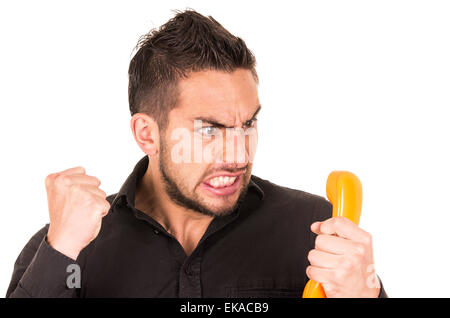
[[130, 113, 160, 156]]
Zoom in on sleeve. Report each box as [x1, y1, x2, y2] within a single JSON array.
[[377, 276, 388, 298], [6, 224, 79, 298], [310, 196, 388, 298]]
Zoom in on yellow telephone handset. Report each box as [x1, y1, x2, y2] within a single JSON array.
[[302, 171, 363, 298]]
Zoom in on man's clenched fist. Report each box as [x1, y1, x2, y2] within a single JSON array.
[[45, 166, 110, 260]]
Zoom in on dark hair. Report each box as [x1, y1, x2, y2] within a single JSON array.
[[128, 8, 258, 129]]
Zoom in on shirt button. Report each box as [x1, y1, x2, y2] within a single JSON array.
[[154, 229, 159, 235]]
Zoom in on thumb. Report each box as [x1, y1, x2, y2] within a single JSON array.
[[310, 221, 322, 235]]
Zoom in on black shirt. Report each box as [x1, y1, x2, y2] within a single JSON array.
[[6, 155, 387, 298]]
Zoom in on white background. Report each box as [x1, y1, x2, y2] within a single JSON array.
[[1, 0, 449, 297]]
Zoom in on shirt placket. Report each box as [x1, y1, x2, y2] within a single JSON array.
[[178, 248, 203, 297]]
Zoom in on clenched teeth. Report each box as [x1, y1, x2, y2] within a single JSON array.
[[207, 176, 237, 188]]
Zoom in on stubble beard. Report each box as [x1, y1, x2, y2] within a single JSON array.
[[158, 140, 249, 218]]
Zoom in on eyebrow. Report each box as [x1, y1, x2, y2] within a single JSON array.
[[194, 104, 262, 129]]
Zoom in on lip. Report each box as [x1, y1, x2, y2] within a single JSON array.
[[200, 174, 243, 196], [203, 170, 246, 183]]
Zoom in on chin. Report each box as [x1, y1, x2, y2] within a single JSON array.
[[202, 188, 247, 217]]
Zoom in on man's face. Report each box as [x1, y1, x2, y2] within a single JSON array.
[[158, 69, 260, 217]]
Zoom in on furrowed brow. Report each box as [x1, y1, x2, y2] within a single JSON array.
[[193, 117, 229, 128], [248, 104, 262, 121], [193, 104, 262, 128]]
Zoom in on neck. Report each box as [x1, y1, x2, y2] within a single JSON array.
[[134, 159, 213, 256]]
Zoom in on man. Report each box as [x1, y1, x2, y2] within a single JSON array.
[[6, 9, 387, 298]]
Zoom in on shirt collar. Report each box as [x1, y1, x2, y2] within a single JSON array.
[[110, 155, 265, 211]]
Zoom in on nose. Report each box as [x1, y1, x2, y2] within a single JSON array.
[[222, 127, 249, 165]]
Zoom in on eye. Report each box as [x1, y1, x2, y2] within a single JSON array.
[[243, 118, 257, 129], [197, 126, 219, 136]]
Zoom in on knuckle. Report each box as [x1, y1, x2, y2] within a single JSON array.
[[102, 207, 110, 217], [334, 269, 347, 282], [306, 266, 313, 278], [323, 283, 337, 295], [94, 198, 110, 211], [351, 254, 363, 267], [354, 243, 366, 257], [45, 173, 56, 187], [307, 249, 315, 262], [69, 183, 82, 193], [341, 257, 353, 270], [92, 198, 103, 209], [334, 216, 346, 227], [103, 200, 111, 210], [317, 222, 327, 233], [85, 193, 96, 204], [92, 176, 101, 186], [321, 218, 332, 227], [98, 189, 107, 198], [55, 174, 70, 186], [363, 232, 372, 246], [77, 166, 86, 174], [314, 236, 320, 249], [315, 234, 326, 249]]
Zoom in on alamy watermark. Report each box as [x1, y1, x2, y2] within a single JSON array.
[[170, 120, 258, 164], [66, 264, 81, 289]]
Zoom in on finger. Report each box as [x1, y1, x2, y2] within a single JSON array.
[[59, 166, 86, 175], [66, 174, 101, 187], [308, 249, 342, 269], [315, 234, 355, 255], [98, 200, 111, 217], [319, 217, 368, 243], [310, 221, 322, 235], [89, 198, 110, 218], [306, 265, 335, 284], [77, 184, 107, 199], [89, 192, 110, 217]]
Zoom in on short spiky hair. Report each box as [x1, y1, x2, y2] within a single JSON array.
[[128, 9, 259, 129]]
